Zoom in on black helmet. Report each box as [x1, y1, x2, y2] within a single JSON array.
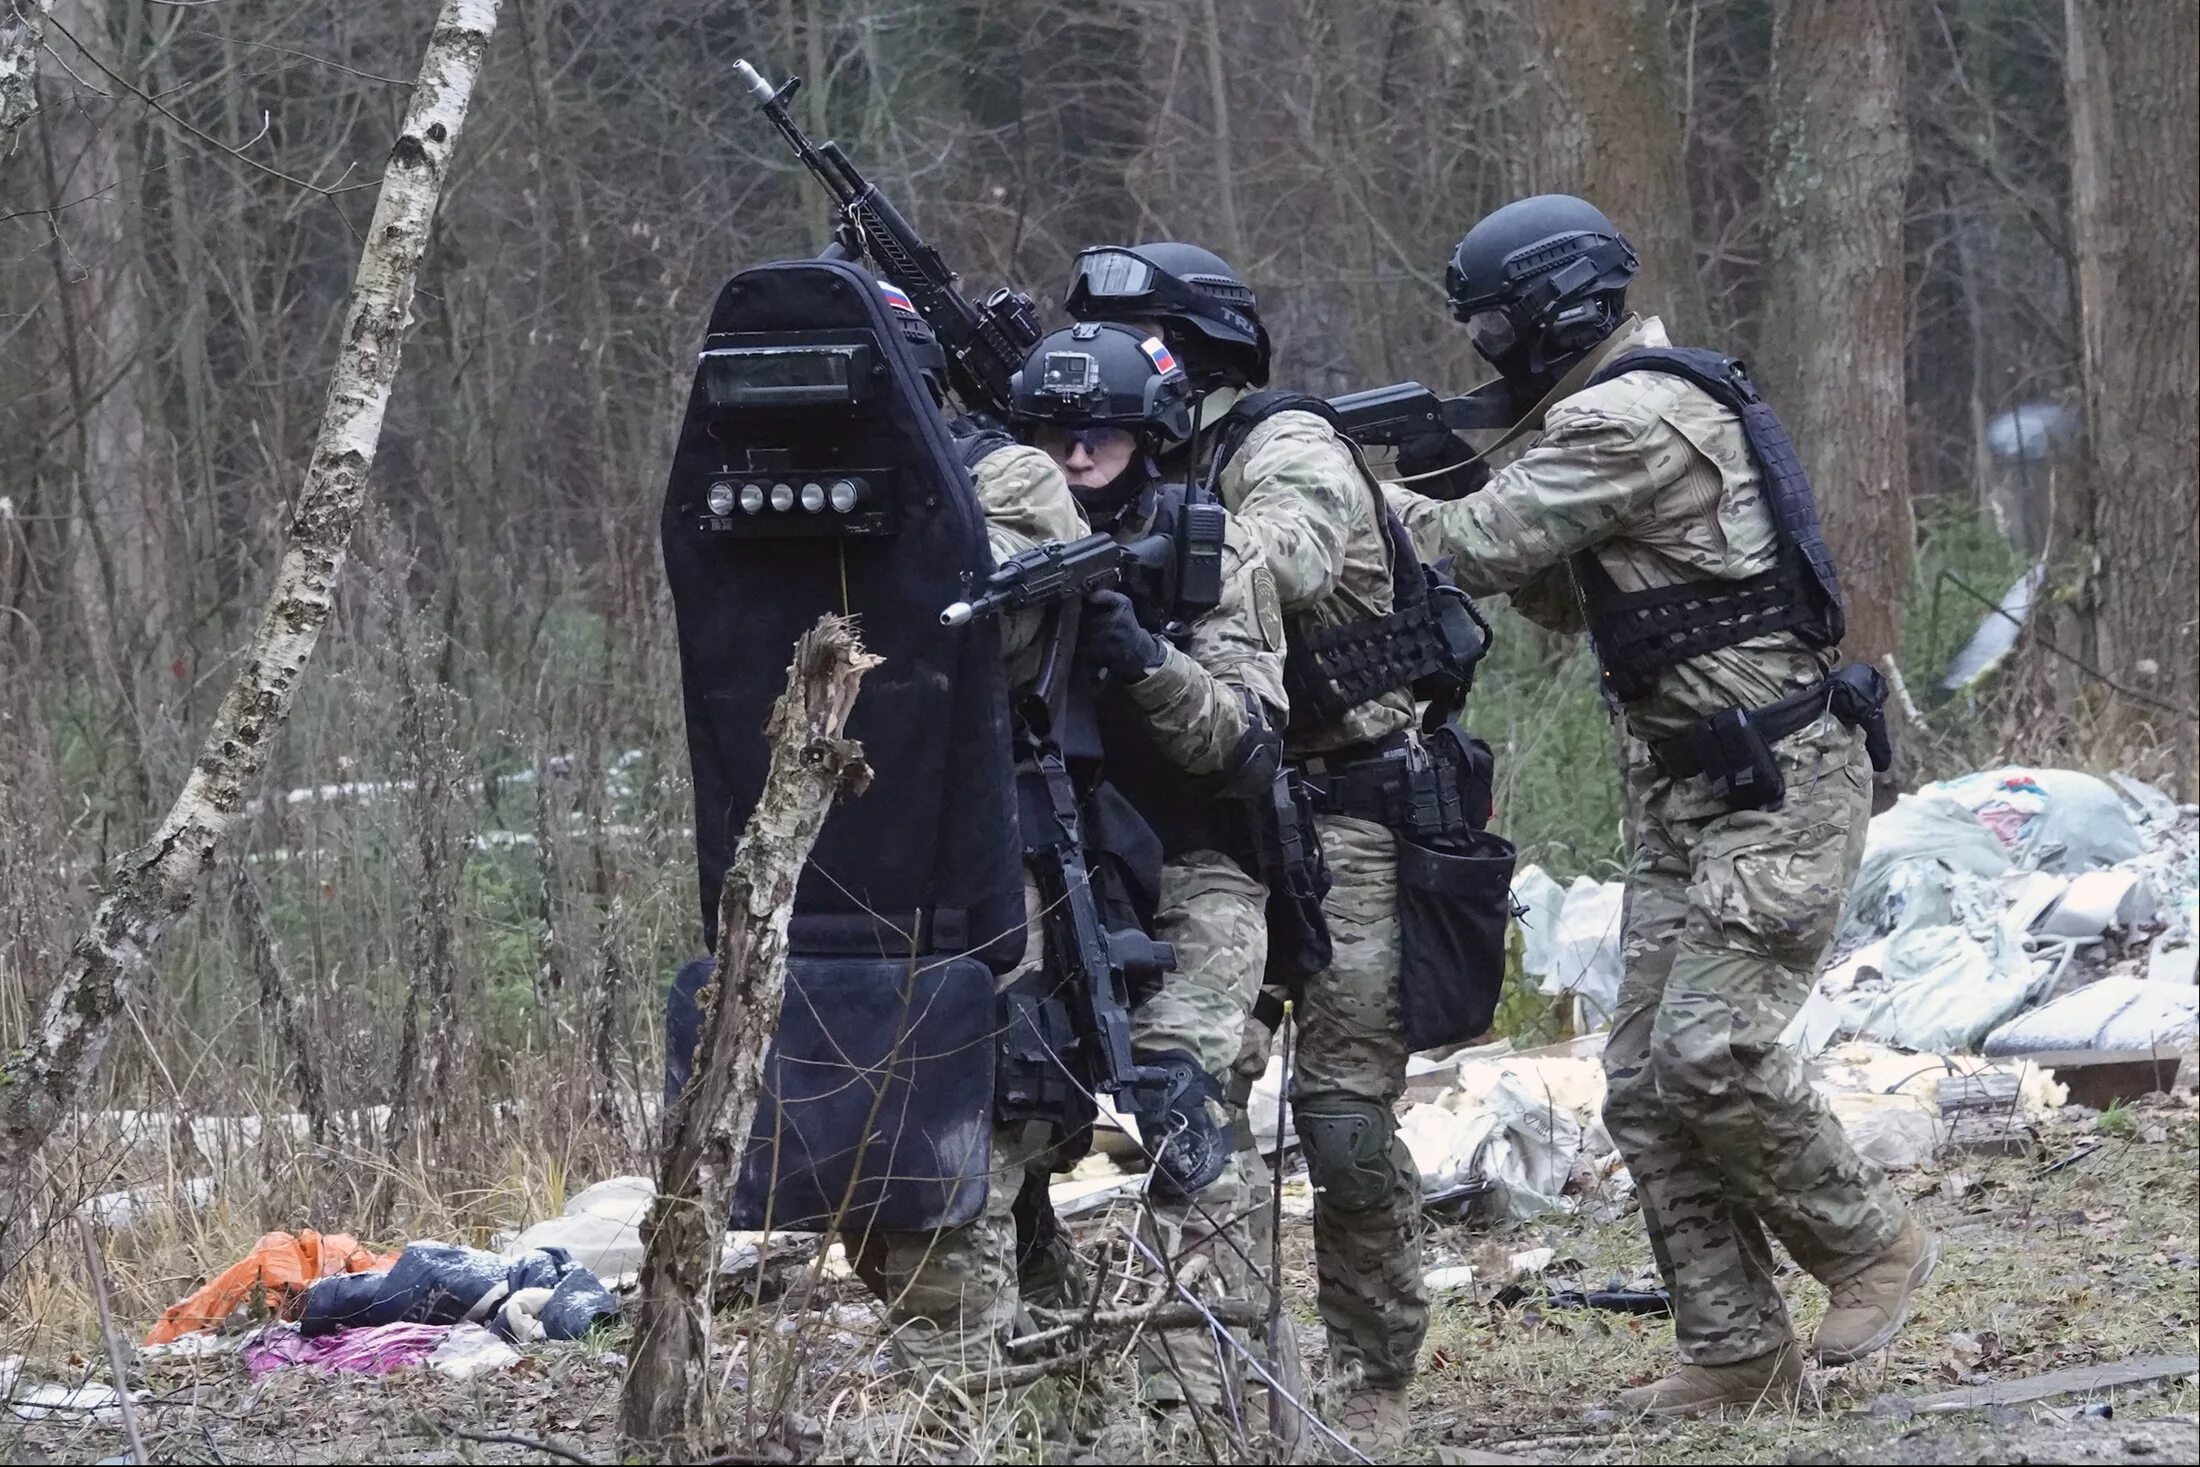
[[1063, 242, 1272, 388], [876, 279, 949, 400], [1445, 195, 1638, 390], [1009, 321, 1196, 446]]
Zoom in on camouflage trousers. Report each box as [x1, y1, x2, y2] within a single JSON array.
[[1603, 718, 1906, 1365], [1286, 813, 1428, 1388], [849, 858, 1275, 1407], [1133, 849, 1272, 1411]]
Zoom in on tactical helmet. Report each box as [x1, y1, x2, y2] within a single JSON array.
[[877, 279, 949, 400], [1063, 242, 1272, 387], [1446, 195, 1638, 388], [1008, 321, 1197, 446]]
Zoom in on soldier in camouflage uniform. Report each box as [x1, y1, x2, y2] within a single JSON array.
[[1066, 243, 1433, 1456], [1388, 196, 1934, 1417], [849, 299, 1289, 1424], [989, 321, 1290, 1422]]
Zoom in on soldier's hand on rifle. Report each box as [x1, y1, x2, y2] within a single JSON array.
[[1080, 589, 1167, 682], [1394, 429, 1491, 501]]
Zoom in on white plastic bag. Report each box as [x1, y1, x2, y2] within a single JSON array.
[[1511, 863, 1569, 977], [1842, 791, 2012, 943], [1842, 925, 2042, 1054], [1933, 768, 2144, 872], [1542, 877, 1624, 1029], [1983, 976, 2200, 1056]]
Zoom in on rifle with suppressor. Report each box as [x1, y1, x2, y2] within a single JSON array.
[[1327, 377, 1520, 446], [735, 59, 1041, 421]]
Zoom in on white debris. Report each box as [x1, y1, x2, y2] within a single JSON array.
[[1983, 976, 2200, 1057], [0, 1357, 142, 1423], [1511, 863, 1570, 977], [1508, 1246, 1557, 1276], [1935, 768, 2145, 873], [79, 1175, 214, 1230], [1423, 1264, 1478, 1294], [2147, 941, 2198, 988], [2036, 869, 2155, 940], [1542, 876, 1625, 1030], [497, 1175, 812, 1283], [427, 1323, 521, 1379], [1822, 1090, 1944, 1171]]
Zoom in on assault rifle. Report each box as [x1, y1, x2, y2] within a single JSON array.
[[736, 59, 1041, 420], [940, 530, 1169, 627], [1013, 595, 1176, 1105], [1327, 377, 1520, 447]]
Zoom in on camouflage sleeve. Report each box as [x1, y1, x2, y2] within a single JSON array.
[[1225, 411, 1357, 611], [1505, 564, 1588, 634], [1124, 522, 1288, 773], [1391, 398, 1693, 597], [969, 442, 1089, 659]]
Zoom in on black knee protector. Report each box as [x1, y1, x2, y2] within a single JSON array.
[[1125, 1049, 1231, 1199], [1293, 1094, 1398, 1213]]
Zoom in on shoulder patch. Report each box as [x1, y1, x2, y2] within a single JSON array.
[[1250, 566, 1285, 651]]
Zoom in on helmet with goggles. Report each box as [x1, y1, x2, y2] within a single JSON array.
[[1445, 195, 1638, 390], [1062, 242, 1271, 387]]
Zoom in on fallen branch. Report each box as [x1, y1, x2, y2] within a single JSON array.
[[437, 1424, 602, 1466], [619, 616, 879, 1459], [0, 0, 505, 1278]]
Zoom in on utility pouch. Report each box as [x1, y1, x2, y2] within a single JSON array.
[[1702, 708, 1787, 812], [996, 972, 1098, 1161], [1261, 765, 1335, 987], [1828, 662, 1894, 773], [1395, 827, 1517, 1053], [1425, 720, 1496, 831]]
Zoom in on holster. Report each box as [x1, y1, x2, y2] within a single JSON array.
[[1649, 661, 1895, 812]]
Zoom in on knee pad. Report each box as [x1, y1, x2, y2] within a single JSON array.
[[1293, 1095, 1397, 1213]]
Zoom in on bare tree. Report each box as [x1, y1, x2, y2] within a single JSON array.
[[2063, 0, 2199, 773], [0, 1, 49, 146], [0, 0, 505, 1275], [1526, 0, 1709, 339], [1756, 0, 1914, 688]]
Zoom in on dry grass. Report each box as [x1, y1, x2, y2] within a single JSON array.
[[6, 1086, 2195, 1464]]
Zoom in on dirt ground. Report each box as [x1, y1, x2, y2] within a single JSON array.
[[7, 1088, 2198, 1466]]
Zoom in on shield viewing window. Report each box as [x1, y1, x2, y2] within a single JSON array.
[[699, 343, 876, 408]]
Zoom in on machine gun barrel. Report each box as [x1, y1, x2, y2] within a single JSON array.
[[940, 531, 1130, 627], [1328, 378, 1520, 447]]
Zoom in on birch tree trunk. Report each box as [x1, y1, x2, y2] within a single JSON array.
[[622, 616, 878, 1458], [2064, 0, 2199, 783], [1756, 0, 1914, 695], [0, 1, 49, 146], [1526, 0, 1708, 341], [0, 0, 503, 1276]]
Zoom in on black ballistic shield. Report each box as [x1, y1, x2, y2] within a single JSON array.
[[662, 257, 1026, 1230]]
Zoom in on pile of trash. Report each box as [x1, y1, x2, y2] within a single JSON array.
[[1797, 767, 2196, 1059], [1363, 765, 2195, 1222], [134, 1228, 622, 1382]]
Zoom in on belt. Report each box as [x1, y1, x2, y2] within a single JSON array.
[[1650, 663, 1889, 779]]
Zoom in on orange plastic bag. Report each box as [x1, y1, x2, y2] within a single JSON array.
[[144, 1229, 398, 1344]]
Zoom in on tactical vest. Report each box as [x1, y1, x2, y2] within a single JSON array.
[[1571, 349, 1846, 702], [1091, 481, 1255, 863], [1203, 391, 1486, 738]]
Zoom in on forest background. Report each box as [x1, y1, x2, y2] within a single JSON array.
[[0, 0, 2194, 1231]]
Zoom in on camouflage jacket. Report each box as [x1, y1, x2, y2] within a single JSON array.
[[1385, 316, 1833, 743], [970, 441, 1287, 775], [1197, 389, 1415, 755]]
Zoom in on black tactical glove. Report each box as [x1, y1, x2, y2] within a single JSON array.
[[1125, 1050, 1230, 1198], [1080, 588, 1167, 682], [1394, 429, 1491, 501]]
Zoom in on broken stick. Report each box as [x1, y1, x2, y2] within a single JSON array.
[[619, 615, 879, 1459]]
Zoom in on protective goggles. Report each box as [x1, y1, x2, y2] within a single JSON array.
[[1064, 247, 1218, 323], [1464, 308, 1519, 359], [1033, 423, 1138, 461]]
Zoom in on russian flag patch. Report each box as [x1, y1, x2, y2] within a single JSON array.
[[877, 281, 917, 315], [1141, 335, 1178, 374]]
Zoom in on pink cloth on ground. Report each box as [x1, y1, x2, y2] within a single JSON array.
[[242, 1321, 452, 1376]]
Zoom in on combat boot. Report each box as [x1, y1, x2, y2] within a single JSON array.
[[1331, 1384, 1410, 1460], [1812, 1216, 1937, 1363], [1617, 1345, 1804, 1418]]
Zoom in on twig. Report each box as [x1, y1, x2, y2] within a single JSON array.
[[75, 1215, 148, 1466], [1938, 569, 2197, 719], [1119, 1227, 1374, 1466], [440, 1424, 603, 1465], [1008, 1299, 1264, 1354]]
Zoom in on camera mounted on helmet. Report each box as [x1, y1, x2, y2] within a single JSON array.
[[1063, 242, 1272, 390], [1446, 195, 1639, 393], [1011, 321, 1196, 509]]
